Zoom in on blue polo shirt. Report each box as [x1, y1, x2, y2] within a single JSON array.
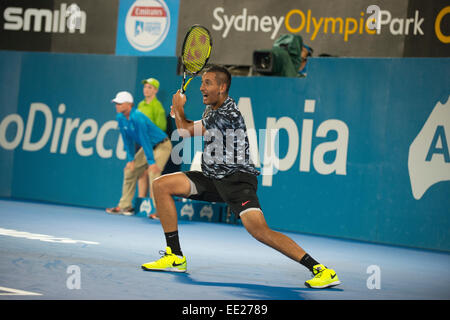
[[117, 108, 168, 165]]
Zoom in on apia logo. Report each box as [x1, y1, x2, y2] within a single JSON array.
[[180, 203, 194, 220], [408, 96, 450, 200], [124, 0, 170, 52], [199, 205, 214, 222], [139, 198, 153, 216]]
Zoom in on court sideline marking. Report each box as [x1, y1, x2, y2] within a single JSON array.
[[0, 286, 42, 296], [0, 227, 99, 245]]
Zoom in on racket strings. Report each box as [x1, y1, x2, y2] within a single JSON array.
[[182, 27, 211, 74]]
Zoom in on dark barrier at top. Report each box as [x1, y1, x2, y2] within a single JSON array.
[[0, 0, 180, 56], [1, 0, 448, 60], [0, 0, 119, 54], [178, 0, 450, 65]]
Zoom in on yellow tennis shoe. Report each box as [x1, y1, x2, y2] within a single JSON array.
[[141, 247, 187, 273], [305, 264, 341, 289]]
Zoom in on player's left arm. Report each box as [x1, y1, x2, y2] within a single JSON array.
[[171, 90, 205, 137]]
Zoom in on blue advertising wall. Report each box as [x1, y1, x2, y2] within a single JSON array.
[[0, 51, 180, 209], [0, 50, 449, 251]]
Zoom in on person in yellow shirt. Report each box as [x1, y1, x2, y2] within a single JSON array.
[[137, 77, 168, 219], [138, 78, 167, 132]]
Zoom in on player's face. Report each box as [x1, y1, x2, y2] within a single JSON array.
[[200, 72, 221, 106]]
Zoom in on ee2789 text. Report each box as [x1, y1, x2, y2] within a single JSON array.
[[226, 304, 268, 315]]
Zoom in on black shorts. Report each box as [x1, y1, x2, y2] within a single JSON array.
[[184, 171, 262, 218]]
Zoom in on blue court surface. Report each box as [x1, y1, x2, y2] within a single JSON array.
[[0, 198, 449, 301]]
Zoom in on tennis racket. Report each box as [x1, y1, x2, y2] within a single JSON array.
[[171, 25, 212, 118]]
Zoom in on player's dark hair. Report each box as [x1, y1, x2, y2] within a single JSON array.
[[204, 64, 231, 93]]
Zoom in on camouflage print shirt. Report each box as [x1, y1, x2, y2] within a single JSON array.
[[201, 96, 260, 179]]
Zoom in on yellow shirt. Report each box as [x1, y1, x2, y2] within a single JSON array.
[[137, 97, 167, 132]]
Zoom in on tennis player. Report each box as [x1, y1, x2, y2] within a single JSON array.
[[141, 65, 340, 289]]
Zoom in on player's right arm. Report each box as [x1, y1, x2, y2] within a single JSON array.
[[171, 90, 205, 137]]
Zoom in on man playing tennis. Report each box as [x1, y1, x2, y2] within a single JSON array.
[[141, 65, 340, 289]]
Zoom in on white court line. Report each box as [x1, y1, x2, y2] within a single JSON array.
[[0, 286, 42, 296], [0, 227, 99, 245]]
